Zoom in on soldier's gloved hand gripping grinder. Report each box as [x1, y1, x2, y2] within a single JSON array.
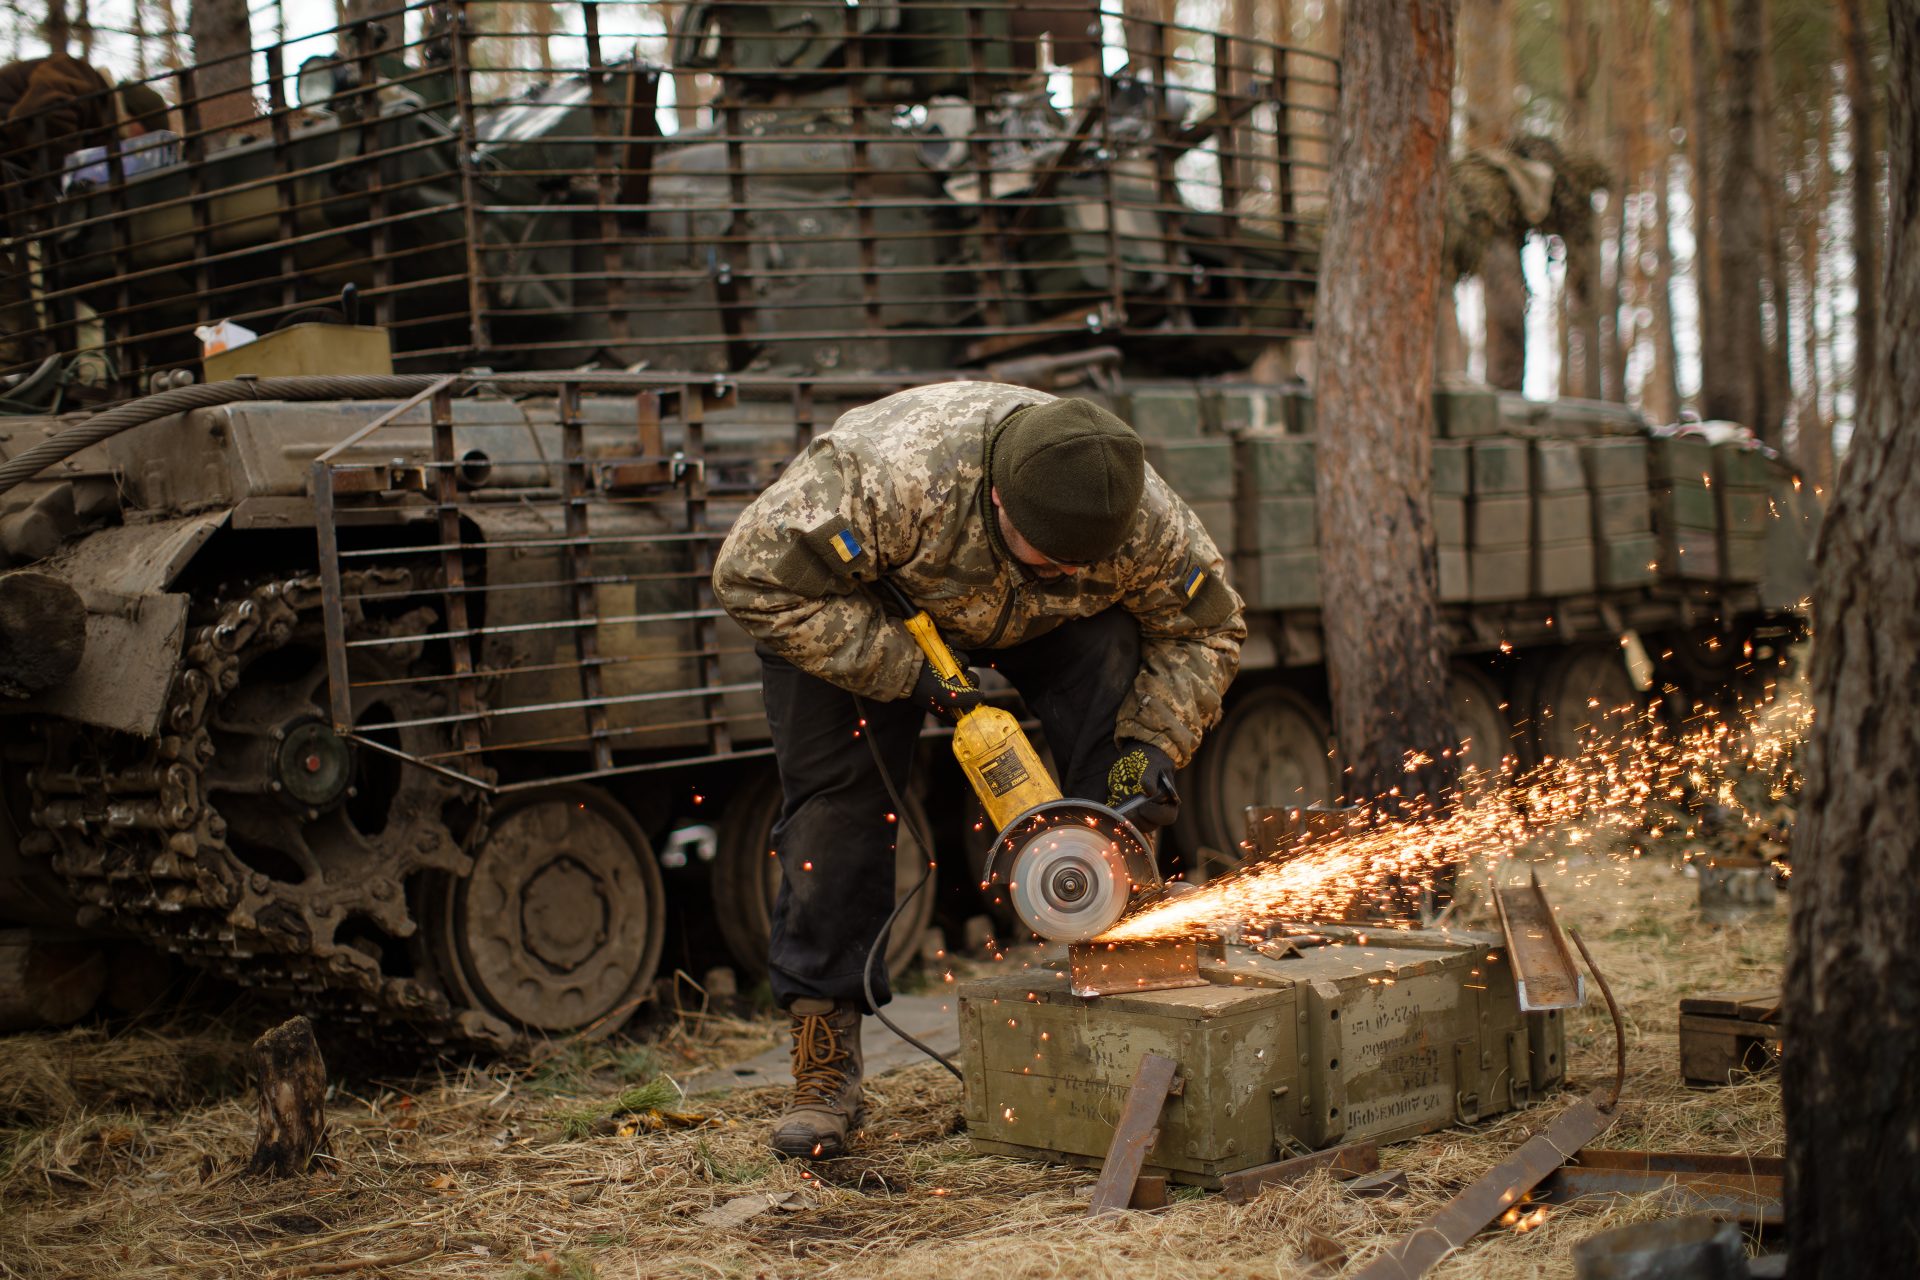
[[880, 581, 1166, 941]]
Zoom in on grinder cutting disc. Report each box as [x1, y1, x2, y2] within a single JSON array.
[[984, 800, 1160, 942]]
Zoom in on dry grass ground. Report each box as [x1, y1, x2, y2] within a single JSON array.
[[0, 840, 1784, 1280]]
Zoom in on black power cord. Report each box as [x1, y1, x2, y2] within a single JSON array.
[[852, 692, 965, 1082]]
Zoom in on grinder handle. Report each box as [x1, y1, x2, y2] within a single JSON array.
[[877, 579, 975, 689]]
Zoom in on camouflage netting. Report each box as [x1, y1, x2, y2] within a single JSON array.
[[1444, 134, 1612, 283]]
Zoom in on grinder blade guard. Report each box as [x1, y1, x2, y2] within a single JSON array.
[[984, 799, 1162, 942]]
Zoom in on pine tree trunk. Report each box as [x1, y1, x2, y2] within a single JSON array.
[[1686, 0, 1718, 409], [1782, 4, 1920, 1266], [1648, 147, 1683, 423], [1561, 0, 1603, 400], [1460, 0, 1525, 390], [1703, 0, 1766, 432], [1836, 0, 1879, 431], [187, 0, 254, 133], [44, 0, 71, 53], [1758, 21, 1793, 444], [1314, 0, 1457, 804]]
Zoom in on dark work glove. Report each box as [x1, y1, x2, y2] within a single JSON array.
[[911, 658, 985, 723], [1106, 741, 1180, 833]]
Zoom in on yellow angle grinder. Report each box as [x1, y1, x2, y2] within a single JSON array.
[[886, 584, 1164, 942]]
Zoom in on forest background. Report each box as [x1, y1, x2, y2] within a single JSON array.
[[1, 0, 1891, 493]]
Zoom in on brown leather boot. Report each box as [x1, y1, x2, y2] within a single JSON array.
[[769, 997, 865, 1159]]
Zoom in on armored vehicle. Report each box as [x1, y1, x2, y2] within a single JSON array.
[[0, 1, 1812, 1045]]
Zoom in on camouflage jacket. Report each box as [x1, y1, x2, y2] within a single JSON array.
[[711, 382, 1245, 765]]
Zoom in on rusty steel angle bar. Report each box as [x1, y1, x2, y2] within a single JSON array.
[[1220, 1140, 1380, 1204], [1087, 1051, 1181, 1217], [1541, 1149, 1785, 1227], [1494, 870, 1585, 1010], [1349, 1090, 1617, 1280]]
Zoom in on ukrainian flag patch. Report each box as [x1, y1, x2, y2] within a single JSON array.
[[1182, 566, 1207, 598], [832, 529, 863, 563]]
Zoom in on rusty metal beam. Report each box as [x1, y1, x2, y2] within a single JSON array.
[[1087, 1051, 1181, 1217], [1220, 1140, 1381, 1204], [1349, 1091, 1618, 1280]]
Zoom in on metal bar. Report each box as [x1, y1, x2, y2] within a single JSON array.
[[1539, 1150, 1785, 1228], [430, 387, 485, 764], [342, 606, 727, 647], [358, 681, 765, 733], [1493, 870, 1585, 1011], [558, 380, 614, 772], [1349, 1091, 1618, 1280], [1219, 1140, 1381, 1205], [1067, 939, 1207, 998], [682, 383, 731, 756], [311, 460, 354, 731], [448, 0, 489, 353], [315, 374, 461, 464], [1086, 1051, 1180, 1217]]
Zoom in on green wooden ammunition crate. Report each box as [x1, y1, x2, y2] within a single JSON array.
[[1283, 392, 1316, 436], [1432, 442, 1470, 497], [1212, 387, 1295, 434], [1712, 442, 1777, 491], [1470, 496, 1532, 547], [1668, 527, 1722, 580], [1190, 500, 1237, 558], [1723, 532, 1767, 583], [1439, 547, 1470, 601], [1257, 496, 1318, 549], [1582, 438, 1650, 490], [1543, 396, 1646, 438], [1594, 486, 1653, 536], [1472, 439, 1532, 494], [1471, 548, 1532, 601], [1248, 550, 1320, 609], [1532, 440, 1587, 492], [1535, 491, 1594, 541], [1126, 386, 1206, 440], [1434, 386, 1501, 437], [1655, 482, 1718, 530], [1718, 487, 1771, 533], [1650, 436, 1714, 486], [1146, 440, 1235, 501], [960, 933, 1565, 1186], [1433, 497, 1467, 547], [1597, 533, 1660, 587], [1244, 434, 1318, 495], [1535, 541, 1597, 596]]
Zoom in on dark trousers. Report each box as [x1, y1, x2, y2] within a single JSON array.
[[759, 609, 1142, 1011]]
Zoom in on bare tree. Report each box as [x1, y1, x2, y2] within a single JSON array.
[[1686, 0, 1719, 408], [1782, 0, 1920, 1267], [1560, 0, 1603, 399], [186, 0, 256, 135], [1836, 0, 1879, 426], [1460, 0, 1524, 390], [1703, 0, 1770, 438], [1314, 0, 1457, 804]]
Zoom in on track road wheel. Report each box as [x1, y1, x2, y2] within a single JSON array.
[[1447, 662, 1516, 799], [713, 766, 935, 982], [433, 785, 664, 1039], [1175, 682, 1338, 883], [1521, 644, 1649, 765]]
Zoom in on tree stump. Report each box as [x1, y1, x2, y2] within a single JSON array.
[[245, 1016, 330, 1178]]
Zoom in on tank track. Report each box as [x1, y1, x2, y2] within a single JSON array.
[[23, 572, 518, 1049]]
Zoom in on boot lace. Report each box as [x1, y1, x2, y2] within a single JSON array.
[[790, 1011, 850, 1107]]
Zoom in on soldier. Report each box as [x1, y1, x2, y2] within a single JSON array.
[[712, 381, 1245, 1158]]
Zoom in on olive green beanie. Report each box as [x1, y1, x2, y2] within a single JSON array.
[[991, 399, 1145, 563]]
